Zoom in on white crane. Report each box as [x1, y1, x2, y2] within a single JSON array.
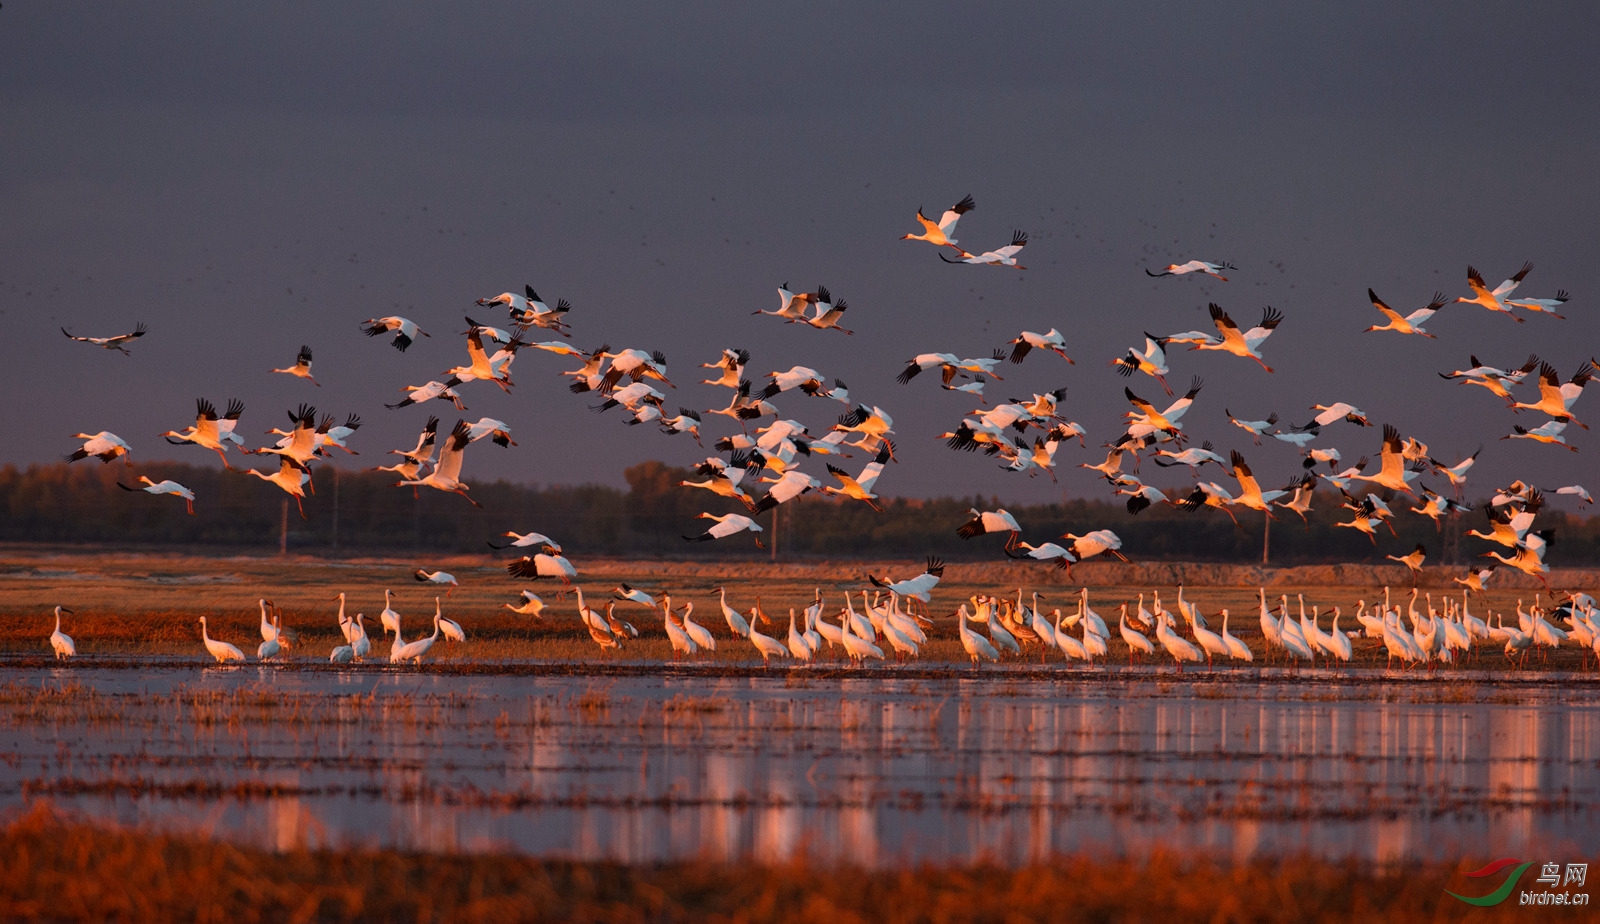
[[1154, 612, 1204, 671], [700, 348, 750, 387], [66, 431, 131, 464], [504, 591, 546, 617], [802, 290, 854, 334], [900, 194, 974, 249], [1505, 289, 1571, 320], [1429, 447, 1481, 498], [683, 512, 765, 547], [505, 545, 578, 596], [160, 398, 243, 468], [752, 470, 820, 514], [476, 285, 572, 333], [1511, 360, 1593, 428], [1548, 484, 1592, 507], [487, 530, 561, 552], [1226, 409, 1278, 445], [270, 345, 319, 385], [386, 380, 466, 410], [1349, 425, 1421, 495], [759, 366, 827, 399], [1298, 402, 1371, 429], [939, 230, 1027, 269], [1439, 353, 1540, 407], [248, 404, 321, 470], [1221, 450, 1292, 516], [753, 283, 824, 321], [712, 588, 750, 638], [464, 417, 516, 447], [680, 602, 716, 652], [389, 612, 442, 665], [866, 557, 944, 607], [1365, 289, 1447, 338], [1503, 420, 1579, 451], [414, 570, 459, 595], [596, 348, 672, 392], [664, 604, 698, 659], [433, 597, 465, 643], [61, 322, 149, 355], [821, 447, 891, 510], [117, 476, 195, 515], [1008, 328, 1075, 365], [1119, 607, 1154, 664], [658, 408, 702, 444], [241, 457, 310, 518], [613, 583, 657, 609], [1146, 259, 1235, 280], [361, 316, 430, 351], [1184, 304, 1283, 373], [50, 606, 76, 660], [746, 614, 789, 666], [198, 616, 245, 664], [1111, 333, 1170, 394], [398, 419, 481, 506], [1151, 440, 1227, 475], [956, 508, 1021, 548], [897, 352, 963, 385], [1060, 530, 1129, 565], [375, 417, 438, 493], [1455, 262, 1532, 321], [444, 323, 513, 392], [956, 605, 1000, 665]]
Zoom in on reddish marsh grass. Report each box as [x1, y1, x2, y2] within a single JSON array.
[[0, 800, 1484, 924]]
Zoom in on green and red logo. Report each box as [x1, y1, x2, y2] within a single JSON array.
[[1446, 858, 1533, 906]]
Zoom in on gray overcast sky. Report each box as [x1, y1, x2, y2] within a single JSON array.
[[3, 1, 1596, 516]]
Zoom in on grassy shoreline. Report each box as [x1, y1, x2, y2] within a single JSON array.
[[2, 549, 1595, 674]]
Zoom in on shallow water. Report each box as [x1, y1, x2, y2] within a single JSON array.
[[1, 665, 1596, 866]]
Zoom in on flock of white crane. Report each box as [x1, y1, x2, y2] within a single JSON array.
[[50, 193, 1597, 668], [39, 573, 1600, 672]]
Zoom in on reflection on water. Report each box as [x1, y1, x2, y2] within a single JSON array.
[[1, 667, 1596, 866]]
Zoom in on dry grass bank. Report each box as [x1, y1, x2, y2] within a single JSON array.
[[0, 800, 1506, 924]]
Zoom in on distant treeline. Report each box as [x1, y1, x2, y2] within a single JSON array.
[[3, 459, 1598, 566]]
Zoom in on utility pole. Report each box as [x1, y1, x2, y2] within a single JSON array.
[[770, 504, 779, 562], [1262, 513, 1270, 566], [279, 499, 288, 555], [331, 467, 340, 550]]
